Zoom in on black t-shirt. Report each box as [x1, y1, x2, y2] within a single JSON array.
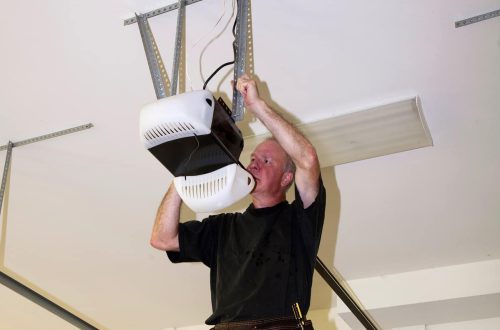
[[167, 178, 326, 325]]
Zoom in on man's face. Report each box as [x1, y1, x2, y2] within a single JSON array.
[[247, 140, 289, 196]]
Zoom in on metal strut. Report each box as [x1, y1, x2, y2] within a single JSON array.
[[124, 0, 203, 26], [136, 14, 171, 99], [134, 0, 251, 120], [136, 0, 185, 99], [171, 0, 186, 96], [0, 122, 94, 221], [0, 123, 94, 222], [455, 9, 500, 28], [0, 124, 94, 151], [0, 142, 13, 217], [231, 0, 250, 122]]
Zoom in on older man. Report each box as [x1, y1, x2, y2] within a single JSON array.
[[150, 74, 326, 329]]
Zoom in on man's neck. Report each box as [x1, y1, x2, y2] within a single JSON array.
[[251, 193, 286, 209]]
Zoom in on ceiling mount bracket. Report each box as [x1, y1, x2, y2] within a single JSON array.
[[0, 142, 13, 216], [123, 0, 204, 26], [171, 0, 186, 96], [455, 8, 500, 28], [0, 123, 94, 151], [1, 123, 95, 210], [231, 0, 250, 122], [135, 0, 186, 99], [136, 13, 171, 99], [132, 0, 252, 121]]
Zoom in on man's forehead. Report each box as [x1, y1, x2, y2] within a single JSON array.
[[253, 140, 286, 156]]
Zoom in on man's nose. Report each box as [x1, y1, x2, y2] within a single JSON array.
[[248, 159, 259, 171]]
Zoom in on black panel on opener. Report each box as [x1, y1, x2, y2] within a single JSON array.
[[148, 98, 244, 176]]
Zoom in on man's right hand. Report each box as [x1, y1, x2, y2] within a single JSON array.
[[236, 74, 264, 112]]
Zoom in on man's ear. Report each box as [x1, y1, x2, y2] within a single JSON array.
[[281, 171, 294, 188]]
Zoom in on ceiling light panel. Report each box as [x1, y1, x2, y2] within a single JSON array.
[[240, 97, 433, 167]]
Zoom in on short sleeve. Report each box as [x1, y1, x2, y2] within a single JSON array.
[[292, 176, 326, 253], [166, 216, 219, 267]]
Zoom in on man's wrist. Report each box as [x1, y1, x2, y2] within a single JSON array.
[[247, 98, 267, 114]]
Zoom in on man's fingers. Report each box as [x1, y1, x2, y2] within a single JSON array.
[[236, 79, 247, 95]]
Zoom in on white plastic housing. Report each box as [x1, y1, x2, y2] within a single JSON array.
[[140, 90, 214, 149], [174, 164, 255, 213]]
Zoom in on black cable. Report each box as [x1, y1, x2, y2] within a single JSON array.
[[232, 15, 237, 37], [202, 5, 239, 91], [203, 61, 235, 90]]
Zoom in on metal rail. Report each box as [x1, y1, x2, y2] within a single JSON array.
[[315, 257, 380, 330], [0, 271, 98, 329]]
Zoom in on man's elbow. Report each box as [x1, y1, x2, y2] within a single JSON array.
[[150, 236, 179, 252], [301, 145, 320, 171]]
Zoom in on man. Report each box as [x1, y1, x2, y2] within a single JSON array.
[[150, 74, 326, 329]]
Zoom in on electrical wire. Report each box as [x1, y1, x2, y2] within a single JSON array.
[[197, 0, 236, 88], [232, 12, 237, 37], [203, 5, 240, 91], [185, 0, 236, 91], [203, 61, 234, 90], [185, 0, 228, 91]]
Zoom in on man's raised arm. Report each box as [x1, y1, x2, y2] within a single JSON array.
[[150, 184, 182, 251], [236, 74, 320, 208]]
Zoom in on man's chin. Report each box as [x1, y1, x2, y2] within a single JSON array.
[[250, 180, 264, 195], [250, 182, 258, 194]]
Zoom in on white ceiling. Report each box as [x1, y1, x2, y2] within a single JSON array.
[[1, 0, 499, 329]]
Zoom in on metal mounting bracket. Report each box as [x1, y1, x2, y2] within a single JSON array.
[[0, 123, 93, 151], [123, 0, 203, 26], [0, 123, 94, 214], [0, 123, 94, 212], [231, 0, 250, 122], [136, 13, 171, 99], [0, 142, 13, 216], [171, 0, 186, 96], [135, 0, 186, 100], [455, 9, 500, 28], [130, 0, 252, 122]]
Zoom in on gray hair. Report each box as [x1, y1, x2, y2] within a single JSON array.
[[264, 137, 296, 191], [283, 153, 296, 175], [264, 137, 296, 174]]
